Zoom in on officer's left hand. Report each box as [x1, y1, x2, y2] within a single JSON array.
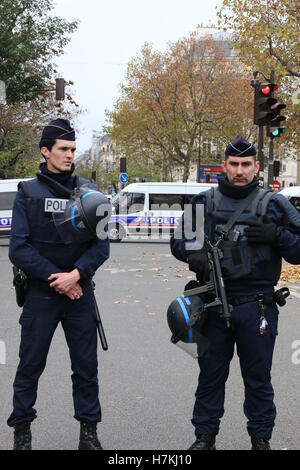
[[244, 215, 282, 246], [48, 269, 80, 294]]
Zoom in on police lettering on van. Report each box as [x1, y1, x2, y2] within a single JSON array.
[[0, 178, 33, 238], [108, 182, 216, 242]]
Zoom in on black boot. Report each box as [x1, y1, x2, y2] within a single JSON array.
[[13, 423, 32, 450], [189, 434, 216, 450], [251, 437, 271, 450], [78, 422, 103, 450]]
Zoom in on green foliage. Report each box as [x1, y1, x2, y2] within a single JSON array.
[[0, 0, 78, 104]]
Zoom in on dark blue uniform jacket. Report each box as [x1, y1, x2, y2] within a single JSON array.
[[171, 186, 300, 294], [9, 172, 110, 282]]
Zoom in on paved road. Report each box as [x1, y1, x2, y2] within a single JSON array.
[[0, 239, 299, 450]]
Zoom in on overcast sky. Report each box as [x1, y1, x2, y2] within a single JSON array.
[[53, 0, 223, 154]]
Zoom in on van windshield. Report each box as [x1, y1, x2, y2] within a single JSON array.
[[0, 192, 17, 210]]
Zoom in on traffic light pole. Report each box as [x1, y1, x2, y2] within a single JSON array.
[[267, 71, 275, 189], [257, 125, 265, 185], [267, 138, 274, 188]]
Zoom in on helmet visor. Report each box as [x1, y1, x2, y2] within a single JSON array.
[[174, 334, 210, 359], [53, 204, 93, 244], [168, 295, 209, 359]]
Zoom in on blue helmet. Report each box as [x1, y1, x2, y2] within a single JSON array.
[[53, 186, 111, 243], [167, 294, 207, 344]]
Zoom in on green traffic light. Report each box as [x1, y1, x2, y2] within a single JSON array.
[[271, 128, 286, 138]]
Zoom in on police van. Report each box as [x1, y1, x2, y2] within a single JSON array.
[[109, 182, 217, 241], [0, 178, 33, 238], [279, 186, 300, 212]]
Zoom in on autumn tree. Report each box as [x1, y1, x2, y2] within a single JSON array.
[[217, 0, 299, 79], [217, 0, 300, 157], [0, 0, 80, 178], [105, 34, 256, 182], [0, 0, 78, 104], [0, 86, 82, 179]]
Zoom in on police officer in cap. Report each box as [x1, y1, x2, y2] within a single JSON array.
[[171, 136, 300, 450], [7, 118, 110, 450]]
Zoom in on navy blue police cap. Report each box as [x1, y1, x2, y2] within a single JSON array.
[[40, 118, 75, 146], [225, 136, 256, 157]]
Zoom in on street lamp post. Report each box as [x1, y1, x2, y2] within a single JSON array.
[[197, 120, 202, 183], [0, 80, 6, 105], [196, 118, 212, 183]]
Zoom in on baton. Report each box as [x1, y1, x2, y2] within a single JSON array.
[[91, 281, 108, 351]]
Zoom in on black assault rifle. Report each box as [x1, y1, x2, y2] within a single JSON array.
[[184, 234, 232, 329], [183, 188, 263, 329]]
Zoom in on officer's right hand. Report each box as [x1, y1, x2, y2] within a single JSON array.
[[65, 283, 83, 301], [187, 250, 210, 282]]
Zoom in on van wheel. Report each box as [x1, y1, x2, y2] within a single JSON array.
[[108, 224, 125, 242]]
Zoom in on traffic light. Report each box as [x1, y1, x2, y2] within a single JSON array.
[[273, 160, 280, 177], [120, 157, 127, 173], [267, 96, 286, 138], [269, 126, 287, 139], [55, 78, 65, 101], [254, 82, 278, 126]]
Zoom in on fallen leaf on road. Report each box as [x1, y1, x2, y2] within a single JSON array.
[[280, 265, 300, 282]]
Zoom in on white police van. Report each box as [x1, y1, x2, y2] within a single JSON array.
[[109, 182, 216, 241], [279, 186, 300, 212], [0, 178, 33, 238]]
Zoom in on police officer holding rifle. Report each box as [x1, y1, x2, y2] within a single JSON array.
[[8, 118, 110, 450], [170, 136, 300, 450]]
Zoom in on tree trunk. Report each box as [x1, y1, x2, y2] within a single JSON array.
[[182, 156, 190, 182]]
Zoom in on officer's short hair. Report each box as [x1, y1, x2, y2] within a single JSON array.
[[39, 139, 56, 151]]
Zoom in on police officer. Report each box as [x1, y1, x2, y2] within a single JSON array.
[[171, 136, 300, 450], [7, 118, 110, 450]]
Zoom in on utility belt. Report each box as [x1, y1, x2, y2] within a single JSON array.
[[228, 287, 290, 308], [28, 279, 54, 293], [13, 266, 91, 307]]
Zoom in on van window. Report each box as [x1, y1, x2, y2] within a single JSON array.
[[149, 194, 185, 211], [290, 197, 300, 212], [0, 192, 17, 210], [118, 192, 145, 214]]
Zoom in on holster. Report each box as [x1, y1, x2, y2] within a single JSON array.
[[13, 266, 29, 308]]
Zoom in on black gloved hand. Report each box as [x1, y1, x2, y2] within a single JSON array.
[[187, 250, 210, 282], [244, 215, 282, 246]]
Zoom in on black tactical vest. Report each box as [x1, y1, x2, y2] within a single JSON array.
[[204, 187, 282, 287], [20, 174, 97, 271]]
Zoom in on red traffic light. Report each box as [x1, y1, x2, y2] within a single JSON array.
[[259, 83, 278, 96], [261, 85, 271, 95]]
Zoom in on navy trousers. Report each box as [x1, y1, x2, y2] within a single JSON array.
[[7, 282, 100, 427], [192, 301, 279, 439]]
